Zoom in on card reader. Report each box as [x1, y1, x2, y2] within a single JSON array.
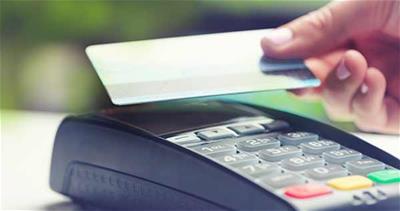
[[49, 101, 400, 210]]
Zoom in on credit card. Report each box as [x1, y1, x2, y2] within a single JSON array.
[[86, 29, 320, 105]]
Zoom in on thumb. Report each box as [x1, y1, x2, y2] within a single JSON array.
[[261, 1, 368, 59]]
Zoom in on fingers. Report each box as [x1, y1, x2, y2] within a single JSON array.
[[261, 1, 348, 58], [352, 67, 386, 117], [387, 71, 400, 102], [289, 49, 345, 100], [261, 1, 361, 58], [352, 68, 400, 134], [287, 49, 399, 134], [305, 49, 346, 82], [354, 95, 400, 135], [321, 50, 368, 121]]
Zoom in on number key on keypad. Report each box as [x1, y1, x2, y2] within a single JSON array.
[[216, 153, 258, 167], [345, 158, 385, 175], [192, 143, 236, 157], [300, 140, 340, 154], [323, 149, 362, 164], [278, 132, 319, 145], [260, 172, 306, 189], [305, 165, 348, 180], [259, 146, 302, 162], [236, 137, 280, 152], [282, 155, 325, 171], [237, 163, 280, 177]]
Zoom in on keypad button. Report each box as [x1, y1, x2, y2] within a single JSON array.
[[236, 137, 280, 152], [192, 144, 236, 157], [305, 165, 348, 180], [345, 158, 385, 175], [285, 184, 332, 199], [237, 163, 280, 177], [260, 172, 306, 189], [215, 153, 258, 167], [300, 140, 340, 154], [261, 120, 290, 131], [328, 175, 373, 190], [259, 146, 302, 162], [278, 132, 319, 145], [281, 155, 325, 171], [167, 134, 201, 145], [353, 190, 386, 205], [323, 149, 362, 164], [228, 124, 265, 135], [368, 170, 400, 184], [196, 128, 236, 140]]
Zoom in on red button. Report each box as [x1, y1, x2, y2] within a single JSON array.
[[285, 184, 332, 199]]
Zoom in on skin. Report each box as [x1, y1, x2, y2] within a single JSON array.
[[261, 0, 400, 134]]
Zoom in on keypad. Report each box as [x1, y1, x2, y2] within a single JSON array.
[[322, 149, 362, 164], [328, 175, 373, 190], [305, 165, 348, 180], [259, 146, 303, 162], [166, 116, 399, 196], [236, 136, 280, 152], [167, 134, 201, 145], [260, 172, 306, 189], [278, 132, 319, 145], [228, 124, 265, 135], [197, 128, 236, 140], [345, 158, 385, 175], [285, 184, 332, 199], [300, 140, 340, 154], [215, 153, 258, 167], [281, 155, 325, 171], [368, 170, 400, 184], [237, 163, 280, 177], [192, 143, 236, 157], [261, 120, 290, 131]]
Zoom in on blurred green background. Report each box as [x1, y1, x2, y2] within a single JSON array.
[[2, 0, 354, 128]]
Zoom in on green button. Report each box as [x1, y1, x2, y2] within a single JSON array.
[[367, 170, 400, 184]]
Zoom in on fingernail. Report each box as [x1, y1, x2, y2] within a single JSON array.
[[361, 83, 368, 94], [262, 28, 293, 45], [336, 59, 351, 80]]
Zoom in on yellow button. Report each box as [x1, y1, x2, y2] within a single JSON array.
[[327, 175, 373, 190]]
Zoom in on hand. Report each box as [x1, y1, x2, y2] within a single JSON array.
[[261, 0, 400, 134]]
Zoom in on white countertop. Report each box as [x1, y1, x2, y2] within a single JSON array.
[[1, 110, 399, 210]]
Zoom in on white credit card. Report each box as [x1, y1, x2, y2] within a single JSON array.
[[86, 29, 320, 105]]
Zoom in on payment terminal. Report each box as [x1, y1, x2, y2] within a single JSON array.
[[50, 30, 399, 210], [49, 100, 400, 210]]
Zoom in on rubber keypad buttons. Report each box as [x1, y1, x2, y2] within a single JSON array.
[[368, 170, 400, 184], [328, 175, 373, 190], [285, 184, 332, 199]]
